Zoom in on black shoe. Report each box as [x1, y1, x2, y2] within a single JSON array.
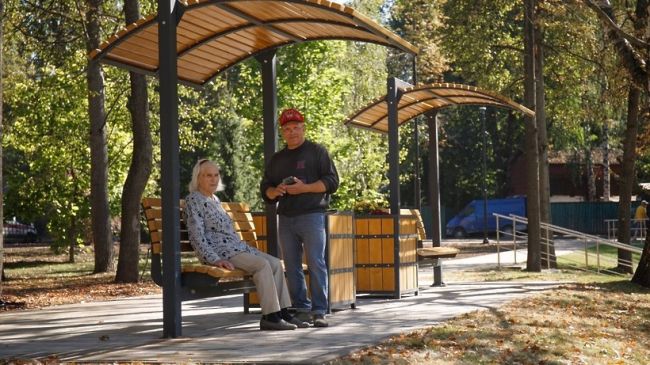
[[286, 316, 310, 328], [294, 311, 313, 324], [260, 318, 297, 331], [313, 313, 328, 328]]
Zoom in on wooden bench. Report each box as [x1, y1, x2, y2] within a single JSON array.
[[142, 197, 259, 311], [400, 209, 459, 285]]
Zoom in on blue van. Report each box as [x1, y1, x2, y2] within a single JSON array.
[[445, 197, 527, 238]]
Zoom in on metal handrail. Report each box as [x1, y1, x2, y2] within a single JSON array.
[[493, 213, 642, 274], [604, 218, 647, 240]]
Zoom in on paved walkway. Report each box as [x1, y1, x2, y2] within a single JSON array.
[[0, 244, 563, 363]]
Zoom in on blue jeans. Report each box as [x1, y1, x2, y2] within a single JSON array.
[[278, 212, 328, 315]]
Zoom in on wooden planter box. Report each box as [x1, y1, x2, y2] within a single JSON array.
[[250, 211, 356, 313], [354, 214, 419, 298], [326, 212, 356, 311]]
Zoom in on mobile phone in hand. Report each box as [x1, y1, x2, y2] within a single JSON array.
[[282, 176, 296, 185]]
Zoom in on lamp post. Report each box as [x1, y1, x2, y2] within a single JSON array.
[[480, 107, 489, 244]]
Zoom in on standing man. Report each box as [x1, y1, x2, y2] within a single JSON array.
[[261, 108, 339, 328]]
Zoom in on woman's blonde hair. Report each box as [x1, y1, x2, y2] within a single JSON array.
[[188, 159, 225, 193]]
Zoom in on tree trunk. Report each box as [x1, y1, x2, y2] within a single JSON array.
[[534, 10, 556, 269], [115, 0, 153, 283], [586, 147, 597, 201], [68, 190, 76, 263], [0, 0, 5, 292], [603, 121, 610, 201], [616, 85, 639, 274], [85, 0, 113, 273], [67, 162, 79, 263], [524, 0, 541, 271], [632, 221, 650, 286], [582, 0, 649, 281]]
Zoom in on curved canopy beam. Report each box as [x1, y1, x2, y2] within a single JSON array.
[[344, 83, 535, 133], [89, 0, 418, 87]]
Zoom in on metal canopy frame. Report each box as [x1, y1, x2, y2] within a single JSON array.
[[350, 78, 535, 287], [345, 82, 534, 133], [92, 0, 417, 338], [90, 0, 418, 88]]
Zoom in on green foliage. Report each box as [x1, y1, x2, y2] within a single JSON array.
[[383, 0, 633, 213], [173, 36, 392, 212], [177, 72, 262, 205], [0, 2, 401, 246], [389, 0, 448, 82], [435, 107, 518, 212], [4, 50, 91, 247], [2, 0, 133, 248], [351, 188, 389, 214]]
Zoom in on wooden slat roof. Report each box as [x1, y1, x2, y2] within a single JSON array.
[[88, 0, 418, 87], [344, 83, 535, 133]]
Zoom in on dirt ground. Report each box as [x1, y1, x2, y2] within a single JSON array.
[[0, 245, 160, 311]]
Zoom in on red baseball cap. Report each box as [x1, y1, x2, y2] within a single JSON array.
[[279, 108, 304, 126]]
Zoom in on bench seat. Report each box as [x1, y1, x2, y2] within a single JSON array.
[[142, 197, 258, 304], [417, 247, 459, 259], [182, 264, 250, 279], [417, 247, 459, 287]]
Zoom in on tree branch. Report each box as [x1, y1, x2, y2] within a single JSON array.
[[581, 0, 648, 87], [582, 0, 650, 48]]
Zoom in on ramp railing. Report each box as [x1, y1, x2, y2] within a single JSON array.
[[494, 213, 642, 274], [604, 218, 647, 241]]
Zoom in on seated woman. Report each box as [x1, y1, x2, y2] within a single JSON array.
[[184, 159, 309, 330]]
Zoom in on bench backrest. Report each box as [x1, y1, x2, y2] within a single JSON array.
[[400, 208, 427, 241], [142, 197, 258, 255], [221, 202, 258, 249]]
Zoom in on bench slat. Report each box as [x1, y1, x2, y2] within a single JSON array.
[[223, 202, 250, 212], [417, 247, 459, 259], [142, 197, 162, 208], [233, 219, 255, 231]]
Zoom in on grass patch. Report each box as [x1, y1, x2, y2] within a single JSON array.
[[444, 264, 630, 284], [558, 244, 640, 274]]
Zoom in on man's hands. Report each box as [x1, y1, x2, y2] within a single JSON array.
[[266, 177, 307, 199], [265, 178, 327, 200]]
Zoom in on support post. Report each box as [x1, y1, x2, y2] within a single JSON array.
[[412, 56, 420, 210], [387, 77, 413, 298], [387, 77, 401, 298], [480, 107, 489, 244], [158, 0, 182, 338], [426, 111, 444, 286], [256, 50, 279, 257]]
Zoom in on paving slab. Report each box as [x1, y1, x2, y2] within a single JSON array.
[[1, 246, 573, 363]]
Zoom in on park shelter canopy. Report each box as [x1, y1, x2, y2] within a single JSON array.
[[90, 0, 417, 338], [344, 83, 535, 133], [89, 0, 418, 87], [342, 78, 535, 288]]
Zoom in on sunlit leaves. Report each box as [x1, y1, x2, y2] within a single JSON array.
[[390, 0, 448, 82], [3, 1, 134, 248]]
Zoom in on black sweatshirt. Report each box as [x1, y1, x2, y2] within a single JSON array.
[[260, 140, 339, 217]]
